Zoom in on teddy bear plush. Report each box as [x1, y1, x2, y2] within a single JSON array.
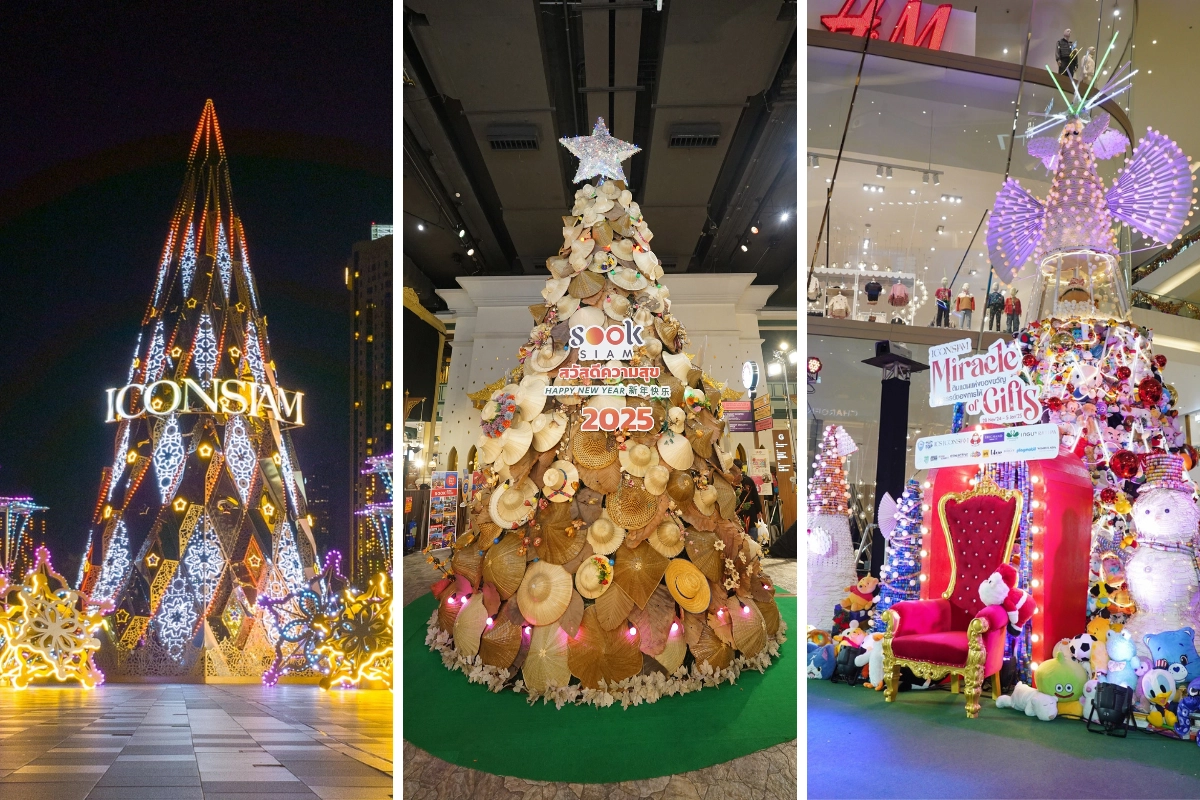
[[1099, 629, 1142, 689], [840, 576, 879, 613], [996, 682, 1058, 721], [1144, 627, 1200, 687]]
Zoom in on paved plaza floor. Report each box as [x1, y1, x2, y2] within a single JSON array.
[[0, 683, 393, 800]]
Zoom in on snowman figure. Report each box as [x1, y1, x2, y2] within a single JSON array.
[[1123, 453, 1200, 657]]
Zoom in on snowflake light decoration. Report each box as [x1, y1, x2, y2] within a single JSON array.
[[259, 553, 347, 686], [238, 230, 259, 311], [179, 221, 196, 296], [276, 439, 300, 518], [193, 313, 218, 387], [224, 415, 256, 503], [152, 414, 186, 503], [92, 520, 131, 608], [0, 547, 106, 689], [182, 516, 226, 606], [274, 521, 307, 594], [314, 572, 392, 690], [216, 221, 233, 299], [242, 318, 267, 384], [125, 331, 143, 385], [154, 579, 199, 660], [144, 320, 168, 384]]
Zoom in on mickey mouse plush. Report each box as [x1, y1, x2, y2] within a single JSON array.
[[979, 563, 1038, 636]]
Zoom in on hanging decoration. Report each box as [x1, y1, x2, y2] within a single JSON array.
[[315, 572, 393, 690]]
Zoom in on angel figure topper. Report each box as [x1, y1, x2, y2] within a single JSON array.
[[988, 35, 1195, 323]]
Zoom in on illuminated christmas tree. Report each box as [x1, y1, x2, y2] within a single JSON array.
[[807, 425, 857, 631], [873, 478, 924, 632], [80, 102, 320, 679]]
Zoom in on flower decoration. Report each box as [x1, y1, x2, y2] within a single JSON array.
[[481, 392, 518, 438], [314, 572, 393, 690]]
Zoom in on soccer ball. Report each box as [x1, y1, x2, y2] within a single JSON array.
[[1069, 633, 1098, 664]]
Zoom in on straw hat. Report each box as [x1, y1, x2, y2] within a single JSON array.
[[552, 375, 582, 406], [618, 442, 659, 477], [541, 460, 579, 503], [684, 530, 723, 582], [547, 256, 574, 279], [758, 597, 781, 637], [570, 304, 606, 330], [693, 484, 719, 517], [589, 249, 616, 274], [663, 351, 692, 383], [567, 605, 643, 690], [643, 464, 670, 496], [731, 598, 767, 658], [585, 391, 626, 412], [482, 532, 528, 599], [531, 412, 568, 452], [498, 422, 534, 466], [632, 247, 658, 274], [606, 479, 658, 530], [533, 500, 585, 565], [667, 407, 686, 433], [522, 624, 571, 694], [613, 541, 670, 609], [479, 603, 522, 669], [556, 295, 581, 319], [574, 553, 614, 600], [450, 544, 483, 585], [569, 270, 605, 298], [665, 559, 711, 613], [573, 428, 618, 469], [687, 427, 714, 460], [657, 429, 694, 471], [578, 459, 622, 494], [592, 218, 614, 248], [516, 562, 573, 627], [712, 473, 737, 520], [610, 265, 649, 292], [453, 593, 490, 659], [489, 478, 539, 529], [587, 510, 626, 555], [648, 518, 685, 558], [690, 623, 733, 670], [574, 487, 604, 524], [655, 625, 687, 674], [527, 343, 570, 374], [594, 581, 636, 631], [602, 291, 632, 321], [515, 376, 548, 420], [610, 238, 635, 261], [655, 318, 680, 352], [666, 470, 695, 503], [476, 433, 504, 466], [542, 277, 570, 304]]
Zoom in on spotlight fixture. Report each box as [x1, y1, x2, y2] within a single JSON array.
[[877, 165, 884, 178], [886, 167, 894, 179], [751, 225, 760, 234], [780, 211, 790, 222], [933, 174, 940, 185], [417, 223, 425, 231], [466, 248, 475, 256], [922, 172, 929, 184], [740, 243, 749, 252], [458, 228, 466, 238], [936, 225, 944, 235], [811, 155, 820, 168]]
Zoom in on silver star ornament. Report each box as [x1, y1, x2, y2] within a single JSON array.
[[559, 118, 640, 184]]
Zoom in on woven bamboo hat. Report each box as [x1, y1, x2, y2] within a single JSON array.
[[663, 351, 692, 383], [489, 478, 539, 529], [452, 593, 490, 659], [531, 411, 568, 452], [527, 343, 570, 375], [731, 597, 767, 658], [516, 562, 573, 627], [657, 429, 694, 471], [648, 518, 686, 558], [587, 510, 626, 555], [569, 270, 605, 299], [542, 277, 570, 304], [573, 428, 618, 469], [693, 484, 719, 517], [618, 442, 659, 477], [666, 470, 695, 503], [643, 464, 670, 496], [533, 500, 585, 565], [482, 531, 527, 599], [665, 559, 711, 613], [603, 291, 632, 321], [684, 530, 722, 582], [610, 265, 649, 292], [567, 605, 643, 689], [570, 304, 606, 329], [613, 541, 670, 608], [606, 479, 658, 530], [541, 460, 579, 503], [522, 624, 571, 693], [574, 553, 614, 600]]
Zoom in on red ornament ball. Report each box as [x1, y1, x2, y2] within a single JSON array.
[[1100, 487, 1118, 504], [1045, 397, 1064, 412], [1022, 354, 1037, 368], [1138, 377, 1163, 406], [1110, 450, 1140, 480], [1155, 354, 1168, 368], [1116, 366, 1132, 381]]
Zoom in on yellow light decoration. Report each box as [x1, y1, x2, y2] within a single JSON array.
[[198, 443, 213, 458], [173, 498, 188, 512], [229, 345, 242, 360], [272, 453, 282, 466], [247, 553, 262, 569], [0, 548, 106, 689], [262, 500, 276, 520], [314, 573, 393, 690], [102, 505, 113, 519], [146, 553, 160, 569], [186, 298, 198, 308], [126, 450, 138, 464], [170, 346, 183, 358]]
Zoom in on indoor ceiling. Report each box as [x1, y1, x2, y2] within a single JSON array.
[[403, 0, 797, 312]]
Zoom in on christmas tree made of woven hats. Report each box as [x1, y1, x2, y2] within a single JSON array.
[[426, 119, 785, 706]]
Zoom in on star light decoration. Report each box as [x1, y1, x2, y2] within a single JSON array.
[[0, 547, 107, 689], [259, 551, 348, 686], [314, 572, 393, 690], [559, 118, 640, 184]]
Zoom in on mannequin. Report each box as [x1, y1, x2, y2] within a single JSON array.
[[955, 283, 975, 330], [986, 284, 1005, 331], [934, 277, 951, 327], [1080, 45, 1096, 85], [1005, 287, 1022, 334]]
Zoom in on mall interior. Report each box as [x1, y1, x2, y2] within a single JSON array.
[[401, 2, 797, 797], [808, 1, 1200, 798]]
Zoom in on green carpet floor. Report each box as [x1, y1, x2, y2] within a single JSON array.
[[404, 592, 797, 783], [809, 678, 1200, 799]]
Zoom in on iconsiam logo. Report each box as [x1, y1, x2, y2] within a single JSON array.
[[105, 378, 305, 426], [569, 321, 644, 361]]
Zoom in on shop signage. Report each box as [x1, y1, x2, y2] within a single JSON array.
[[773, 430, 797, 530], [809, 0, 976, 56], [928, 337, 1022, 408], [914, 423, 1060, 469], [105, 378, 305, 426], [752, 394, 772, 420], [722, 400, 755, 433], [965, 377, 1043, 425], [569, 322, 644, 361]]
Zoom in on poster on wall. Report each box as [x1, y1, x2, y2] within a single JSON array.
[[913, 422, 1060, 470], [428, 471, 459, 549], [750, 448, 771, 494]]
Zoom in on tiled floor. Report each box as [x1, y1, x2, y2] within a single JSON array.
[[401, 551, 798, 800], [0, 684, 393, 800]]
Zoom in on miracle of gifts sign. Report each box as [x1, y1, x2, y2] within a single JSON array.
[[928, 338, 1043, 425]]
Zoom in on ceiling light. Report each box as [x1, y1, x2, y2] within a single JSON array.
[[417, 223, 425, 231], [877, 165, 884, 178], [780, 211, 790, 222], [740, 243, 748, 252], [751, 225, 760, 234], [922, 173, 929, 184], [941, 215, 947, 220], [466, 248, 475, 256], [933, 174, 940, 186], [1003, 48, 1009, 54], [936, 225, 944, 234], [458, 229, 466, 238], [910, 188, 917, 195], [779, 341, 789, 351], [886, 167, 894, 179], [812, 155, 820, 169]]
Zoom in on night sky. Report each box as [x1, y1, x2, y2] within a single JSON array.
[[0, 4, 391, 577]]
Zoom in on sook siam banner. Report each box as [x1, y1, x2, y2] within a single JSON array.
[[914, 422, 1060, 469], [570, 321, 644, 361]]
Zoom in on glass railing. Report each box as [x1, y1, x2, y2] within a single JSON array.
[[1131, 289, 1200, 321]]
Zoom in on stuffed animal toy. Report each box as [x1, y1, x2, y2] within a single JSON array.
[[1087, 616, 1113, 674], [1069, 633, 1099, 675], [840, 576, 879, 613], [854, 632, 885, 691], [1100, 629, 1142, 689], [1081, 679, 1099, 719], [807, 642, 836, 680], [978, 563, 1037, 635], [1144, 628, 1200, 686], [834, 620, 867, 651], [1141, 668, 1178, 729], [1035, 650, 1088, 716], [1173, 677, 1200, 743], [807, 627, 832, 648], [996, 682, 1058, 721]]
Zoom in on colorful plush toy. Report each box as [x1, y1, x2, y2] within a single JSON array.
[[996, 682, 1058, 721], [835, 619, 868, 651], [1069, 633, 1099, 675], [1035, 650, 1089, 716], [1173, 677, 1200, 743], [978, 563, 1037, 635], [807, 627, 832, 648], [1141, 668, 1179, 729], [1087, 616, 1113, 674], [1144, 627, 1200, 687], [1081, 679, 1099, 719], [1100, 629, 1142, 689], [854, 632, 885, 691], [840, 576, 879, 613], [807, 642, 836, 680]]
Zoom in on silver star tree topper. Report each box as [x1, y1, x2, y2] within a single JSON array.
[[559, 117, 640, 184]]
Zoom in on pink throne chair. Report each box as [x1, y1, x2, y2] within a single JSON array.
[[881, 475, 1023, 717]]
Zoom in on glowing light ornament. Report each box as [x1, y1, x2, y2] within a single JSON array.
[[274, 521, 307, 595], [107, 420, 131, 501], [192, 313, 218, 387], [807, 425, 858, 631], [144, 320, 169, 384], [242, 318, 267, 384], [314, 572, 393, 689], [0, 547, 107, 688], [237, 227, 260, 311], [558, 118, 640, 184], [179, 221, 196, 296], [154, 578, 199, 660], [873, 478, 926, 632], [259, 551, 347, 686], [216, 221, 233, 299], [182, 516, 226, 606], [224, 415, 256, 503], [151, 226, 176, 307], [152, 414, 186, 503], [92, 520, 131, 608], [276, 439, 300, 518]]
